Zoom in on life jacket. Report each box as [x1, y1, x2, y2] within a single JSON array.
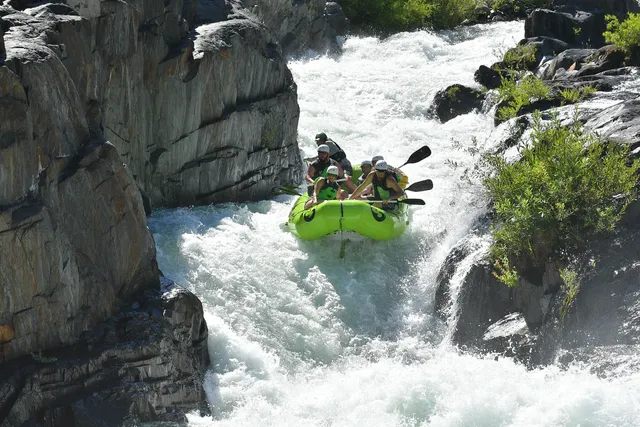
[[327, 139, 347, 162], [317, 179, 340, 200], [310, 158, 340, 180], [372, 172, 400, 200]]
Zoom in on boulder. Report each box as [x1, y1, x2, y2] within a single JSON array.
[[474, 65, 504, 89], [552, 0, 640, 16], [428, 84, 485, 123], [582, 98, 640, 148], [525, 9, 607, 48]]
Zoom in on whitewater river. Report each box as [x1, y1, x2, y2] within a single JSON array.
[[148, 21, 640, 427]]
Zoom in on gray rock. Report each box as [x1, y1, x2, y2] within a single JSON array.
[[240, 0, 342, 54], [0, 282, 209, 426], [428, 84, 485, 123], [540, 48, 595, 80], [552, 0, 640, 16], [525, 9, 607, 48], [582, 99, 640, 148], [0, 17, 5, 61]]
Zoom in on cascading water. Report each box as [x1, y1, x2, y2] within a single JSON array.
[[149, 21, 640, 426]]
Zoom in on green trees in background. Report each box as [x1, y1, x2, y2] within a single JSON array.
[[341, 0, 477, 32], [484, 113, 639, 287], [604, 13, 640, 58], [340, 0, 550, 33]]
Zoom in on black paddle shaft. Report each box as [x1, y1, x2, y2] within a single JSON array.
[[366, 198, 426, 205]]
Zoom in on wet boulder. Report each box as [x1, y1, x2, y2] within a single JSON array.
[[525, 9, 606, 48], [429, 84, 485, 123]]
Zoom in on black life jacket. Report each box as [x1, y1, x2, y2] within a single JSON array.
[[328, 139, 347, 162], [310, 158, 339, 180], [372, 172, 399, 200]]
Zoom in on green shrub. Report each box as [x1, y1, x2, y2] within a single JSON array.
[[498, 43, 538, 71], [484, 112, 639, 285], [559, 267, 581, 319], [604, 13, 640, 56], [496, 74, 551, 121], [558, 86, 597, 105], [341, 0, 478, 33], [490, 0, 549, 11]]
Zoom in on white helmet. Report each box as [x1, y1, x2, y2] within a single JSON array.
[[372, 155, 384, 163], [375, 160, 388, 171], [361, 159, 372, 166], [327, 165, 339, 176], [317, 144, 331, 153]]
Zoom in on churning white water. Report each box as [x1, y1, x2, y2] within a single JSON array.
[[149, 21, 640, 426]]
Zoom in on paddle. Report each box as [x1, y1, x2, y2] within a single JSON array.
[[273, 185, 303, 196], [363, 198, 426, 205], [405, 179, 433, 192], [397, 145, 431, 168], [276, 179, 433, 197], [306, 145, 431, 168]]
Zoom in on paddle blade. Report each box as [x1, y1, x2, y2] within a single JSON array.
[[398, 145, 431, 168], [400, 198, 426, 205], [405, 179, 433, 192], [277, 186, 303, 196]]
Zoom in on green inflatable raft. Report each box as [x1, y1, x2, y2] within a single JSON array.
[[286, 195, 409, 241]]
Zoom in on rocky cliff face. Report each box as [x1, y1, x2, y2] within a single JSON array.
[[1, 0, 320, 422], [241, 0, 348, 54], [3, 0, 303, 209]]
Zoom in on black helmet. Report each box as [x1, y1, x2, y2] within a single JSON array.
[[315, 132, 328, 142]]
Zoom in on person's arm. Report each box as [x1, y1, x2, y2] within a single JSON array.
[[305, 165, 316, 185], [312, 178, 325, 203], [386, 177, 405, 201], [349, 173, 373, 199]]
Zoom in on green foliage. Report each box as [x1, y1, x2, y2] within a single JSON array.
[[499, 43, 538, 71], [604, 13, 640, 56], [558, 86, 597, 105], [484, 112, 639, 286], [341, 0, 478, 33], [492, 255, 520, 288], [559, 267, 581, 319], [447, 85, 461, 100], [496, 74, 551, 121], [490, 0, 548, 11]]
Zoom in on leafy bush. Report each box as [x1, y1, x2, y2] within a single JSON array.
[[484, 113, 639, 286], [341, 0, 478, 33], [490, 0, 549, 11], [558, 86, 596, 105], [495, 74, 551, 121], [498, 43, 538, 71], [604, 13, 640, 56]]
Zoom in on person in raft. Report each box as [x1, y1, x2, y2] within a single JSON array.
[[371, 155, 406, 186], [305, 165, 345, 209], [348, 161, 405, 210], [352, 159, 373, 199], [315, 132, 353, 175], [305, 144, 355, 195]]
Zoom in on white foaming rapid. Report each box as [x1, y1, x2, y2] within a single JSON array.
[[148, 21, 640, 427]]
